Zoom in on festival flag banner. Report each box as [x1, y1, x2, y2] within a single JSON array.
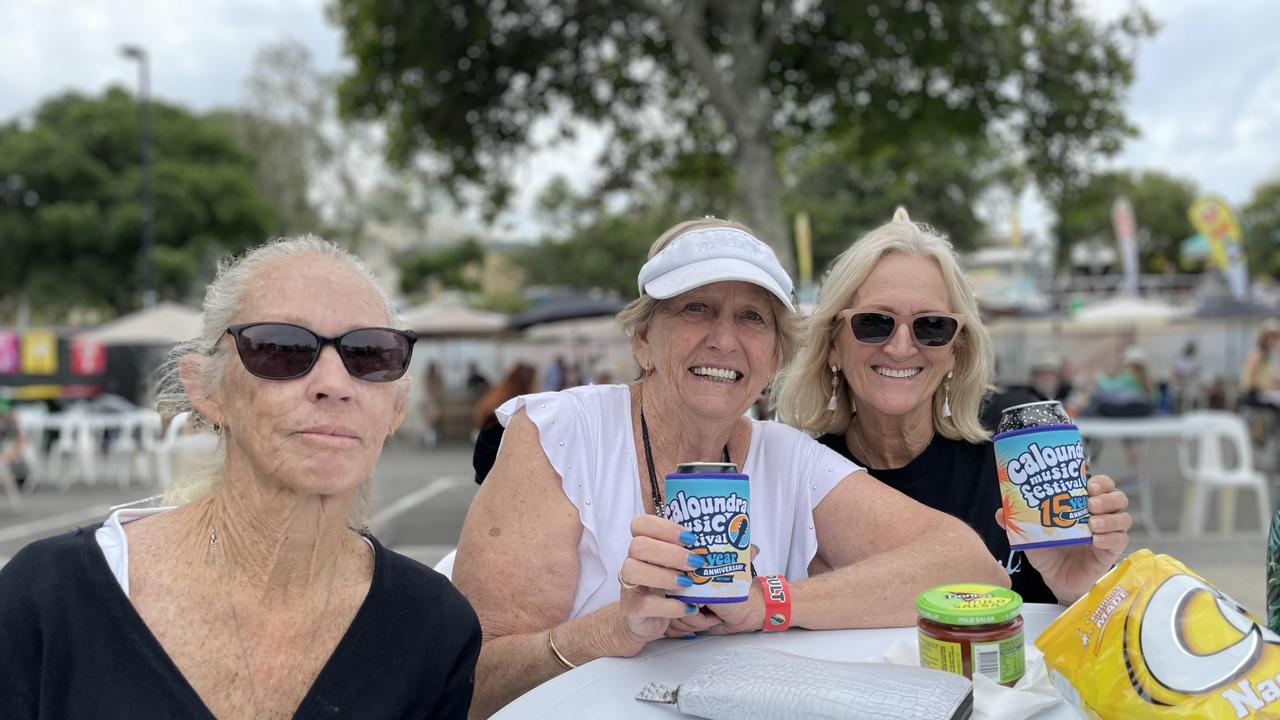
[[21, 329, 58, 375], [794, 211, 814, 304], [0, 331, 18, 374], [70, 336, 106, 375], [1188, 196, 1249, 300], [1111, 196, 1139, 296]]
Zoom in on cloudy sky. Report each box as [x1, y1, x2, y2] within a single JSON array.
[[3, 0, 1277, 238]]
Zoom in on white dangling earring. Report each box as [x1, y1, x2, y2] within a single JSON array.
[[942, 371, 954, 418], [827, 366, 840, 411]]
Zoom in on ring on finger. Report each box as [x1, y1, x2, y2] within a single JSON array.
[[618, 570, 639, 591]]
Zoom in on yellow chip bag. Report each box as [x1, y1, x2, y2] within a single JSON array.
[[1037, 549, 1280, 719]]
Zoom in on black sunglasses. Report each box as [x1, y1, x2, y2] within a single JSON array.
[[838, 309, 963, 348], [225, 322, 417, 382]]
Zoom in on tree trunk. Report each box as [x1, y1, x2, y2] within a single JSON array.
[[734, 132, 794, 277]]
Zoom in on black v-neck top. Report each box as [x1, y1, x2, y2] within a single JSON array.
[[818, 432, 1056, 604], [0, 524, 480, 719]]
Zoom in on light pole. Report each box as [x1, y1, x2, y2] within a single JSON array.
[[120, 44, 156, 307]]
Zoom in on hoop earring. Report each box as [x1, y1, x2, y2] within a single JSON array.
[[827, 366, 840, 411], [942, 371, 954, 418]]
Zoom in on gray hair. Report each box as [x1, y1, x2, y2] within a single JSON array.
[[616, 218, 802, 370], [154, 234, 406, 527], [774, 209, 994, 443]]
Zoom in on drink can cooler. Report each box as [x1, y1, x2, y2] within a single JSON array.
[[663, 467, 750, 603], [995, 401, 1093, 551]]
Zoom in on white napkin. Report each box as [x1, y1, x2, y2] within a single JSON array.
[[881, 637, 1062, 720]]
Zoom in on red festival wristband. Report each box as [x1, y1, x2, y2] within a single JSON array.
[[758, 575, 791, 632]]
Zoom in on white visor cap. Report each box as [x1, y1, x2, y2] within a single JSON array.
[[637, 227, 795, 312]]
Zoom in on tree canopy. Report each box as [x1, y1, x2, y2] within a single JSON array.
[[0, 89, 275, 320], [1052, 170, 1198, 272], [1244, 177, 1280, 279], [332, 0, 1154, 271]]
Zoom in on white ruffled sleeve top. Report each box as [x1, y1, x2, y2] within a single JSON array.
[[496, 384, 863, 619]]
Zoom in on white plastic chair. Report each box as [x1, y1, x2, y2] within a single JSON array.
[[103, 411, 160, 489], [434, 549, 457, 580], [44, 412, 100, 490], [1176, 411, 1271, 535], [131, 410, 164, 486], [152, 412, 220, 489], [152, 411, 192, 490]]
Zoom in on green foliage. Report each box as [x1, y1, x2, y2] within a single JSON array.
[[331, 0, 1152, 236], [785, 133, 999, 272], [516, 180, 687, 297], [1052, 170, 1198, 272], [0, 88, 275, 319], [1244, 178, 1280, 279], [399, 237, 486, 295]]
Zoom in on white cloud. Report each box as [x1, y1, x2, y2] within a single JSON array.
[[0, 0, 345, 120]]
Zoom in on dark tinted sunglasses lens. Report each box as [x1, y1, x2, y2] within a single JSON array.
[[913, 316, 959, 346], [236, 324, 319, 379], [339, 329, 411, 381], [849, 313, 896, 344]]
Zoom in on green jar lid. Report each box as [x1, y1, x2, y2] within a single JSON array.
[[916, 583, 1023, 626]]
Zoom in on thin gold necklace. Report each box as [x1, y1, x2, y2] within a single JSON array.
[[209, 527, 338, 717], [846, 425, 876, 467]]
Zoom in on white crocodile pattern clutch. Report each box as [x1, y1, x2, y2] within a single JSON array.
[[636, 646, 973, 719]]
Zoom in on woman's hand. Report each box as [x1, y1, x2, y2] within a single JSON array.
[[996, 474, 1131, 604], [666, 544, 763, 637], [699, 581, 766, 635], [616, 515, 715, 652]]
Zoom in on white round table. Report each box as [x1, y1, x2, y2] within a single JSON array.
[[493, 603, 1074, 719]]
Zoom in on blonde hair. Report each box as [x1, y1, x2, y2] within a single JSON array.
[[616, 218, 802, 369], [153, 235, 407, 528], [775, 209, 993, 443]]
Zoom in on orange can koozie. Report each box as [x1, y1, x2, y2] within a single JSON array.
[[994, 401, 1093, 551]]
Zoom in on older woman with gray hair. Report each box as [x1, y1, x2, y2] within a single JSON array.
[[775, 209, 1131, 605], [453, 217, 1006, 717], [0, 237, 480, 719]]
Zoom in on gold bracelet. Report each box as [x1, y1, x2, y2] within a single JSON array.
[[547, 627, 576, 671]]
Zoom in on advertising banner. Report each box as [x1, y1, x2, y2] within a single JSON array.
[[1189, 196, 1249, 300], [21, 330, 58, 375]]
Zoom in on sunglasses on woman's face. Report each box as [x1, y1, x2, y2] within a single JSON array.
[[838, 309, 964, 348], [225, 322, 417, 382]]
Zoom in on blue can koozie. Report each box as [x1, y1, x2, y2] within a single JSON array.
[[664, 466, 750, 604]]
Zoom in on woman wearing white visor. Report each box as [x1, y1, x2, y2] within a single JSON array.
[[453, 218, 1006, 717]]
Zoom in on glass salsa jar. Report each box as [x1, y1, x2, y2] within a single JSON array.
[[916, 583, 1025, 687]]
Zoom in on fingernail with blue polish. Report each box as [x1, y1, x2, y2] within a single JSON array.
[[685, 603, 698, 614], [679, 531, 697, 546], [676, 574, 694, 587], [683, 633, 697, 640], [687, 553, 706, 568]]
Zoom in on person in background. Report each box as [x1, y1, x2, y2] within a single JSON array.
[[540, 355, 567, 392], [774, 208, 1131, 606], [471, 362, 538, 484], [1171, 340, 1201, 412], [1240, 319, 1280, 411], [561, 361, 584, 390], [1086, 346, 1155, 418], [979, 351, 1068, 432], [0, 236, 480, 719], [455, 217, 1006, 716], [0, 400, 29, 490], [590, 358, 617, 386], [465, 362, 491, 397], [422, 362, 445, 448]]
